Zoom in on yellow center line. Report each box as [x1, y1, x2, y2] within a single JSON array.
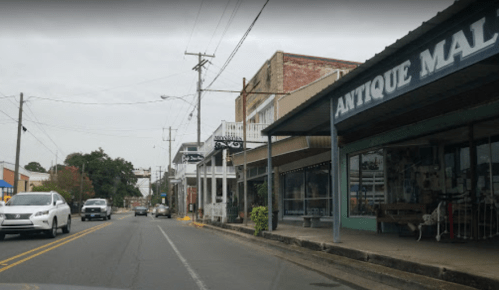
[[0, 223, 112, 274], [118, 215, 132, 220], [0, 222, 110, 266]]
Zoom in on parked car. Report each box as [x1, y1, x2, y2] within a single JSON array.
[[81, 198, 112, 221], [0, 191, 71, 240], [134, 206, 148, 217], [155, 205, 171, 218]]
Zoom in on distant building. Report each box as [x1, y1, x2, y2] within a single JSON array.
[[0, 161, 31, 202], [29, 171, 50, 191]]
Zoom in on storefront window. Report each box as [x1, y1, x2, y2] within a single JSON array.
[[283, 171, 304, 215], [349, 150, 384, 217], [282, 163, 332, 217], [305, 164, 330, 216], [445, 144, 470, 194]]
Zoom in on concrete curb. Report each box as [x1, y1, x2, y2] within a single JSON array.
[[200, 220, 497, 290]]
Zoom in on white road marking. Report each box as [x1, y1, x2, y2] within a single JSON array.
[[157, 225, 208, 290]]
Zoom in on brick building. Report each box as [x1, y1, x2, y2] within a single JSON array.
[[235, 51, 360, 124], [0, 161, 31, 202]]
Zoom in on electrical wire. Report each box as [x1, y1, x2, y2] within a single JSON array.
[[205, 0, 232, 54], [213, 0, 244, 56], [24, 102, 66, 156], [206, 0, 270, 90], [27, 97, 168, 106], [185, 0, 205, 52]]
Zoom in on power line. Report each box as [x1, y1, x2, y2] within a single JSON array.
[[206, 0, 270, 90], [205, 0, 232, 54], [24, 102, 66, 156], [213, 0, 244, 56], [27, 97, 170, 106], [185, 0, 205, 52]]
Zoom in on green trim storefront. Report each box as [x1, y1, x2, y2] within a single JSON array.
[[263, 0, 499, 242]]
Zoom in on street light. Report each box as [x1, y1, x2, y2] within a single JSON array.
[[160, 95, 195, 106]]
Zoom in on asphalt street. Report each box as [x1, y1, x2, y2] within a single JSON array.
[[0, 213, 363, 290]]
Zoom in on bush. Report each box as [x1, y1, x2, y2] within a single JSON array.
[[250, 206, 268, 236]]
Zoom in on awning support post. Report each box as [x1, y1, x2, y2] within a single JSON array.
[[268, 134, 273, 232], [331, 98, 340, 243]]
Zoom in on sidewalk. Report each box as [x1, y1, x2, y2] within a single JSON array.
[[201, 219, 499, 290]]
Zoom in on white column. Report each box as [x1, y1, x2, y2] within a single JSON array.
[[211, 156, 216, 221], [222, 149, 228, 223], [203, 162, 208, 221]]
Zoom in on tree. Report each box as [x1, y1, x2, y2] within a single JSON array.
[[65, 148, 142, 206], [49, 164, 66, 173], [25, 162, 46, 173], [32, 166, 95, 202]]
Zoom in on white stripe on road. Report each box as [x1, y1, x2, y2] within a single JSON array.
[[157, 225, 208, 290]]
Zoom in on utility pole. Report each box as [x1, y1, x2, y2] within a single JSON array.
[[243, 79, 248, 225], [186, 52, 214, 221], [79, 163, 85, 216], [184, 52, 214, 146], [157, 166, 162, 204], [169, 127, 172, 209], [13, 93, 23, 195]]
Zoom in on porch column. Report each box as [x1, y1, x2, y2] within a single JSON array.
[[203, 162, 208, 222], [267, 135, 273, 232], [330, 98, 340, 243], [197, 163, 202, 219], [222, 149, 228, 223], [183, 177, 187, 217], [211, 155, 216, 221]]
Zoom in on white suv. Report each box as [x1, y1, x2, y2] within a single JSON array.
[[0, 191, 71, 240], [81, 198, 112, 221]]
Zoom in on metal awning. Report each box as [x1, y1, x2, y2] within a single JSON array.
[[262, 0, 498, 139], [0, 180, 13, 188]]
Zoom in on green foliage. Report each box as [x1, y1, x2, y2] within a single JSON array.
[[64, 148, 142, 204], [25, 162, 46, 173], [32, 167, 94, 202], [250, 206, 268, 236], [254, 181, 277, 211], [49, 164, 66, 173]]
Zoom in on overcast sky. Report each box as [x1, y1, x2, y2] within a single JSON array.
[[0, 0, 454, 192]]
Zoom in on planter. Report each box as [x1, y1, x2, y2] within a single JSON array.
[[272, 210, 279, 230]]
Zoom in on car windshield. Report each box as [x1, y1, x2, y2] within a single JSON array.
[[6, 194, 52, 206], [136, 207, 146, 210], [85, 200, 105, 206]]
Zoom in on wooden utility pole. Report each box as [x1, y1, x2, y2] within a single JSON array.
[[243, 78, 248, 225], [169, 127, 172, 208], [13, 93, 23, 194], [184, 52, 214, 146], [79, 163, 85, 216]]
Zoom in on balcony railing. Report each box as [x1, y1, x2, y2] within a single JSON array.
[[200, 121, 270, 155]]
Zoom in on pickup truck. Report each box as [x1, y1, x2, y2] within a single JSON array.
[[81, 198, 112, 221]]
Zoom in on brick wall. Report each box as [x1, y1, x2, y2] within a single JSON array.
[[235, 51, 360, 123], [283, 53, 360, 92]]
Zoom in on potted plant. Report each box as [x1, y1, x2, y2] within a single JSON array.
[[254, 181, 278, 230]]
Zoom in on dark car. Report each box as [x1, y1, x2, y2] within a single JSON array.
[[134, 206, 148, 217], [155, 205, 171, 218]]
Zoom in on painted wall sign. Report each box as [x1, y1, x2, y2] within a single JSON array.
[[214, 136, 243, 150], [333, 4, 499, 123], [182, 153, 204, 163]]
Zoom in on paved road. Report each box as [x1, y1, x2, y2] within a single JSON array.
[[0, 213, 362, 290]]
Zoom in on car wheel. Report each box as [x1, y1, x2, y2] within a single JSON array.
[[81, 217, 85, 222], [62, 216, 71, 234], [135, 214, 137, 217], [0, 233, 5, 241], [168, 215, 171, 218], [103, 215, 107, 221], [108, 215, 111, 220], [47, 218, 57, 238], [145, 213, 148, 216]]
